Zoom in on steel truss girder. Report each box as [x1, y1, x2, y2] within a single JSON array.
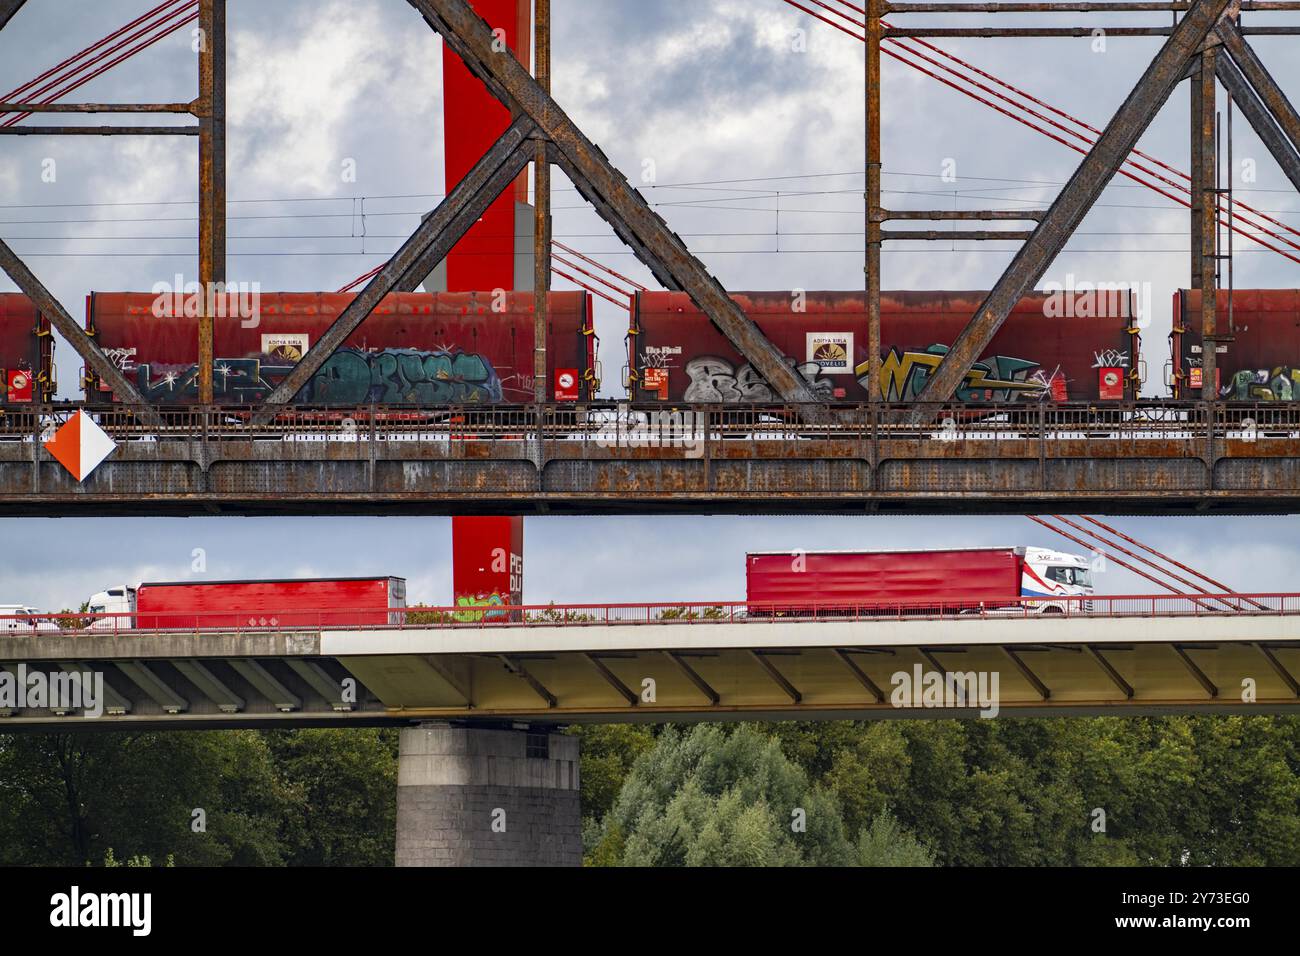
[[0, 0, 26, 31], [1213, 25, 1300, 194], [253, 115, 538, 421], [0, 238, 159, 421], [902, 0, 1235, 422], [408, 0, 831, 418], [1216, 18, 1300, 151]]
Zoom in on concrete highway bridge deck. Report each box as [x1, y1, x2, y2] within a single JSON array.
[[3, 401, 1300, 515], [3, 594, 1299, 730]]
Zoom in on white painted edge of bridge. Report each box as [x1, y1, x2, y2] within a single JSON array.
[[319, 614, 1300, 657]]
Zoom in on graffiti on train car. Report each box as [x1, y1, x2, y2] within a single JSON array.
[[858, 344, 1047, 403], [1222, 366, 1300, 401], [681, 356, 834, 403], [307, 348, 503, 404], [121, 346, 504, 404]]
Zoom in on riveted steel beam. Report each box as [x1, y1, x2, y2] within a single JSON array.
[[0, 239, 159, 422], [0, 0, 27, 30], [253, 116, 537, 422], [1215, 41, 1300, 192], [407, 0, 831, 419], [1216, 18, 1300, 152], [901, 0, 1233, 422]]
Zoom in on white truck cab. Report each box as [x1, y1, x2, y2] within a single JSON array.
[[86, 585, 137, 630], [1021, 547, 1095, 612], [0, 605, 60, 633]]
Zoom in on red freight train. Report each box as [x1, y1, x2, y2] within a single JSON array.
[[85, 290, 598, 404], [0, 293, 53, 405], [119, 576, 407, 629], [1171, 289, 1300, 400], [629, 290, 1142, 404]]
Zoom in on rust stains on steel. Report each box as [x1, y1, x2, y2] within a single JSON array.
[[0, 125, 199, 135], [0, 102, 195, 113], [1216, 18, 1300, 157], [197, 0, 227, 405], [0, 0, 27, 31], [0, 241, 160, 423], [409, 0, 834, 422], [901, 0, 1235, 423], [1215, 55, 1300, 193], [252, 115, 539, 423]]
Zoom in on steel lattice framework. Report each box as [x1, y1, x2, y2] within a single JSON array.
[[1, 0, 1299, 514]]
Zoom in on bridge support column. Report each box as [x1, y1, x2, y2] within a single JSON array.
[[396, 722, 581, 867]]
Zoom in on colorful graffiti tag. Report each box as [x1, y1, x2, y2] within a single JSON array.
[[1223, 366, 1300, 401], [682, 356, 835, 402], [452, 592, 509, 623], [855, 345, 1047, 403], [307, 348, 502, 404], [128, 346, 503, 404]]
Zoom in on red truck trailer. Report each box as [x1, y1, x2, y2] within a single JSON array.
[[745, 546, 1093, 614], [0, 294, 53, 405], [129, 576, 407, 629]]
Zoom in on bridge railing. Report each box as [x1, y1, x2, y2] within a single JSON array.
[[3, 592, 1298, 636], [4, 401, 1300, 445]]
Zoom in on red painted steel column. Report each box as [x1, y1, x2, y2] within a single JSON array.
[[441, 0, 531, 293]]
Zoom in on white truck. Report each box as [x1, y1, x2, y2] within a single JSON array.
[[0, 604, 61, 634]]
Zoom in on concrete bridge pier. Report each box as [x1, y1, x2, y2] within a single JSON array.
[[395, 722, 582, 867]]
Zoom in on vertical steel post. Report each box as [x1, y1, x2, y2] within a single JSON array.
[[866, 0, 882, 404], [1197, 46, 1218, 402], [533, 0, 551, 404], [197, 0, 226, 405]]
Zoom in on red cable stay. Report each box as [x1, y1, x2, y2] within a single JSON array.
[[2, 0, 200, 127], [782, 0, 1300, 264]]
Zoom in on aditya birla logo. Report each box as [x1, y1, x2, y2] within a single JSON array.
[[43, 410, 117, 482]]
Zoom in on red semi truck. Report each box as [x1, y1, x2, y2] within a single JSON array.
[[86, 577, 407, 630], [746, 546, 1094, 614]]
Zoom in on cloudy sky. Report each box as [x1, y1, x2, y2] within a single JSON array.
[[0, 0, 1297, 610]]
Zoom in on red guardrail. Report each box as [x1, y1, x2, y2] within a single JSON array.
[[2, 592, 1299, 636]]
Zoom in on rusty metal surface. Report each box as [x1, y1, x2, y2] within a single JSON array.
[[1216, 55, 1300, 195], [1, 401, 1299, 514], [1216, 18, 1300, 152], [902, 0, 1232, 420], [0, 0, 27, 30], [253, 115, 537, 421], [410, 0, 833, 420]]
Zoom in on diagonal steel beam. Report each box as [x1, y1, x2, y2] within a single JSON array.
[[0, 237, 160, 423], [1216, 55, 1300, 194], [901, 0, 1233, 422], [409, 0, 831, 418], [253, 115, 536, 422], [0, 0, 27, 31], [1216, 18, 1300, 154]]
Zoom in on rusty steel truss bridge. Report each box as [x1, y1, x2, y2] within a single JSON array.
[[2, 400, 1300, 515], [1, 0, 1300, 515]]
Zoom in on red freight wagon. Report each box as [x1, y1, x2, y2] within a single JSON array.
[[86, 290, 597, 404], [0, 294, 54, 404], [135, 576, 406, 629], [630, 290, 1140, 403], [1171, 289, 1300, 400]]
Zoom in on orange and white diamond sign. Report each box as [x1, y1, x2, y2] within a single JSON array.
[[44, 410, 117, 482]]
